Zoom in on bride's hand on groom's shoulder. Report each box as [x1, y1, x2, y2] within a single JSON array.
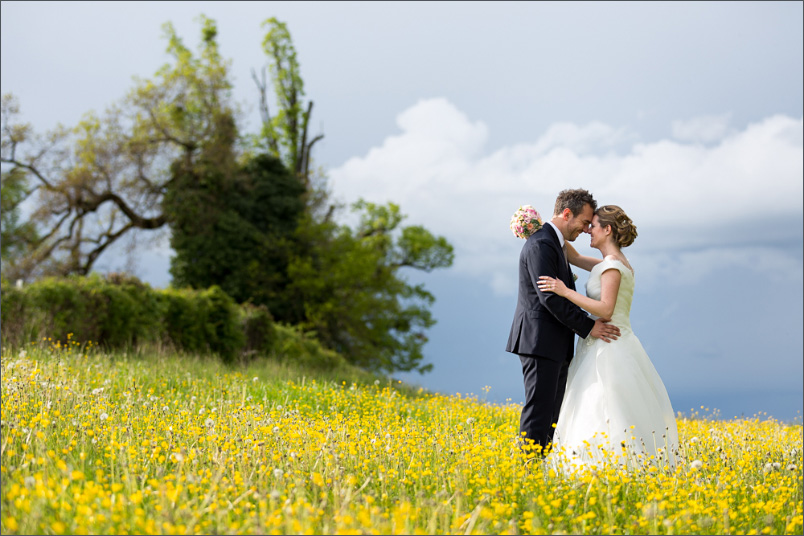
[[590, 319, 620, 343], [537, 276, 568, 297]]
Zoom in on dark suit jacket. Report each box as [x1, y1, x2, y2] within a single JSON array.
[[506, 224, 595, 361]]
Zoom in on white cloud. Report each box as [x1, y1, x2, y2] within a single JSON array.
[[334, 98, 488, 205], [330, 98, 803, 294], [671, 113, 732, 143]]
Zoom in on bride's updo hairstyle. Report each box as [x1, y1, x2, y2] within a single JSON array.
[[596, 205, 637, 248]]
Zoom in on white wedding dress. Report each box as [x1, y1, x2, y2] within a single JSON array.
[[550, 258, 679, 472]]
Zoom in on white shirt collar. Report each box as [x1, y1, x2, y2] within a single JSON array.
[[546, 221, 565, 248]]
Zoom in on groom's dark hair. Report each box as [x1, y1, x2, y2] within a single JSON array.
[[554, 188, 597, 217]]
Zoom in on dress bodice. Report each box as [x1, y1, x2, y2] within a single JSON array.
[[585, 258, 634, 331]]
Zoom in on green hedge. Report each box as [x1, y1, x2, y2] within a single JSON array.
[[0, 274, 341, 369]]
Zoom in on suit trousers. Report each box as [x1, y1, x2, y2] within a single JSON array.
[[518, 354, 570, 453]]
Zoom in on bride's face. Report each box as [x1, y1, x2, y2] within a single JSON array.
[[588, 215, 609, 249]]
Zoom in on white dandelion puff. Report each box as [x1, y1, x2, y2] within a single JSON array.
[[690, 460, 703, 470]]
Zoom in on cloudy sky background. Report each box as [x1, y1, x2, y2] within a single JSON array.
[[3, 1, 802, 420]]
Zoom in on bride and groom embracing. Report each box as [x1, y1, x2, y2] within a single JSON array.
[[506, 188, 678, 470]]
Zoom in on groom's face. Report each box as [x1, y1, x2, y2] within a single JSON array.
[[566, 204, 594, 242]]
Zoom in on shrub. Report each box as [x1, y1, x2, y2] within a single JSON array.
[[1, 276, 245, 360], [1, 274, 349, 371], [271, 324, 347, 371], [240, 303, 276, 360], [1, 274, 163, 347]]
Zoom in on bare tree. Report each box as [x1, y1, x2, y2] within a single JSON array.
[[0, 16, 236, 280]]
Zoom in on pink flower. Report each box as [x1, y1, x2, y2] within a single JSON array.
[[511, 205, 544, 239]]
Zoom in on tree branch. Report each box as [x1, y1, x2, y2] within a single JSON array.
[[252, 66, 279, 155], [81, 221, 135, 273], [0, 156, 55, 189], [78, 191, 167, 229]]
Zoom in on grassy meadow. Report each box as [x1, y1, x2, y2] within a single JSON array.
[[1, 338, 802, 535]]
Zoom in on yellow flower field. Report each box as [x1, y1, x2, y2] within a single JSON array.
[[1, 340, 802, 535]]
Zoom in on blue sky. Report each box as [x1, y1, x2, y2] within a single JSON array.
[[2, 1, 802, 420]]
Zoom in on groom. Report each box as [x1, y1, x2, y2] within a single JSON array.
[[506, 188, 620, 455]]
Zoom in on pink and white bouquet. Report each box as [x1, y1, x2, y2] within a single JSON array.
[[510, 205, 543, 239]]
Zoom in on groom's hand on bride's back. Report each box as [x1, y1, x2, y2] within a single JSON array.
[[590, 319, 620, 343]]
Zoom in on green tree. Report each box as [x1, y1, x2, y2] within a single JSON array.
[[165, 150, 305, 319], [285, 201, 454, 374], [247, 19, 454, 373]]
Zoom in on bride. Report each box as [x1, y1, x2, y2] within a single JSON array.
[[536, 205, 679, 471]]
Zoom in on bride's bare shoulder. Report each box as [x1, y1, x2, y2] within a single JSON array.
[[604, 255, 634, 274]]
